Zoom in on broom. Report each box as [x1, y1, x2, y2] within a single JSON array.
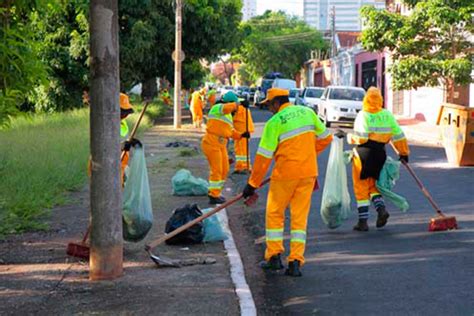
[[66, 101, 150, 259], [391, 143, 458, 231]]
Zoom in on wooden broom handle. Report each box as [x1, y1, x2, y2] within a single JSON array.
[[145, 178, 270, 251], [390, 143, 444, 216], [120, 101, 150, 161]]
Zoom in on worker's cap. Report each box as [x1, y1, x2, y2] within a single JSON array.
[[222, 91, 240, 103], [363, 87, 383, 111], [261, 88, 289, 104], [120, 93, 133, 111]]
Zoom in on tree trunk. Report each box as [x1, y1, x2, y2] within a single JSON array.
[[89, 0, 123, 280], [141, 77, 157, 101], [445, 78, 455, 104]]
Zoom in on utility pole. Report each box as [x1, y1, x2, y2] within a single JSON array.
[[331, 6, 336, 58], [89, 0, 123, 280], [173, 0, 183, 129]]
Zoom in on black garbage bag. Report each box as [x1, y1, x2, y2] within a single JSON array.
[[165, 204, 204, 245]]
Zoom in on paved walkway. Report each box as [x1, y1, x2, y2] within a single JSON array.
[[0, 113, 242, 315], [397, 117, 443, 147]]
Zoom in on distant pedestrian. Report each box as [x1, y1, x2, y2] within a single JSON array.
[[232, 99, 254, 174]]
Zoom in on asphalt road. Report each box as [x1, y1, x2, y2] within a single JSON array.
[[231, 107, 474, 315]]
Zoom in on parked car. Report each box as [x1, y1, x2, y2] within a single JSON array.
[[298, 87, 325, 111], [318, 86, 366, 127], [235, 86, 250, 98], [289, 88, 302, 104]]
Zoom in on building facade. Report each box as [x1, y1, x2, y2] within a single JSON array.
[[304, 0, 386, 31], [242, 0, 257, 21]]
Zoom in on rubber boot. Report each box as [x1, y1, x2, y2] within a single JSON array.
[[208, 195, 226, 205], [285, 260, 302, 277], [353, 219, 369, 231], [259, 254, 284, 270], [376, 206, 390, 228]]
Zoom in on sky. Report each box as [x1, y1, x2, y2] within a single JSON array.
[[256, 0, 304, 17]]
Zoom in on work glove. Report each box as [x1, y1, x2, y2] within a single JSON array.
[[242, 183, 256, 199], [122, 138, 142, 152], [399, 155, 409, 164], [241, 131, 251, 139], [241, 98, 250, 108], [334, 129, 346, 139]]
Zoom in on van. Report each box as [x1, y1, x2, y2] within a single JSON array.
[[272, 78, 297, 91]]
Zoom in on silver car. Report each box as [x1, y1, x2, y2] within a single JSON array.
[[319, 86, 366, 127]]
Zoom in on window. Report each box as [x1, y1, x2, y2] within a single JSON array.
[[329, 88, 365, 101]]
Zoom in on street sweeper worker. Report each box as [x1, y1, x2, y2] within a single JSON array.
[[202, 91, 250, 205], [232, 99, 255, 174], [336, 86, 410, 232], [241, 88, 333, 277], [190, 88, 205, 128], [88, 93, 136, 185], [207, 88, 217, 107]]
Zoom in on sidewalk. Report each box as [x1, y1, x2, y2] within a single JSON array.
[[0, 112, 242, 315], [397, 117, 443, 147]]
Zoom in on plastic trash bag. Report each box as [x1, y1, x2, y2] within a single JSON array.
[[201, 208, 228, 243], [165, 204, 204, 245], [172, 169, 209, 196], [320, 137, 351, 229], [376, 157, 409, 212], [123, 145, 153, 242]]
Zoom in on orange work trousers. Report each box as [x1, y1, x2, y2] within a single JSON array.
[[352, 152, 381, 207], [201, 133, 229, 198], [234, 137, 251, 171], [265, 177, 315, 265], [191, 106, 203, 127]]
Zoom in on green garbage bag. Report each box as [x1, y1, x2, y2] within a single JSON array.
[[172, 169, 208, 196], [123, 145, 153, 242], [201, 208, 228, 243], [376, 157, 409, 212], [320, 138, 351, 229]]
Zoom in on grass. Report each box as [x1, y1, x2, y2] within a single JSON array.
[[178, 149, 198, 157], [0, 110, 90, 236], [0, 98, 166, 237]]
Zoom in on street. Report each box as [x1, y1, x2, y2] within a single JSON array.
[[229, 107, 474, 315]]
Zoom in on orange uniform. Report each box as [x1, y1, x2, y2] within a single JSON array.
[[201, 102, 241, 198], [190, 91, 204, 127], [249, 102, 332, 264], [346, 87, 409, 226], [232, 105, 255, 171]]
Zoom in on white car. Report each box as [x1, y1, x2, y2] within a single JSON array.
[[319, 86, 366, 127], [289, 88, 302, 104], [298, 87, 325, 112]]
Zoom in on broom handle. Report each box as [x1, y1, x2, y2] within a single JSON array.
[[120, 101, 150, 161], [390, 143, 444, 216], [146, 178, 270, 251]]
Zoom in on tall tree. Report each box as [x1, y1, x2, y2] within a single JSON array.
[[0, 1, 49, 125], [361, 0, 473, 103], [29, 0, 89, 112], [119, 0, 242, 98], [239, 11, 327, 79]]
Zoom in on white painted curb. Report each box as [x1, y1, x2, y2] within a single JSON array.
[[218, 209, 257, 316]]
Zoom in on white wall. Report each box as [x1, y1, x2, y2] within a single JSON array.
[[402, 87, 444, 124]]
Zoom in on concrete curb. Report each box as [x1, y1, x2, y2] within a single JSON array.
[[219, 209, 257, 316]]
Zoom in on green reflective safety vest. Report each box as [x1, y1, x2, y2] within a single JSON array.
[[353, 109, 404, 140], [121, 120, 129, 138], [257, 104, 329, 158], [208, 103, 234, 127]]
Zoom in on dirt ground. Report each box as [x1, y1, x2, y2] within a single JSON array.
[[0, 111, 240, 315]]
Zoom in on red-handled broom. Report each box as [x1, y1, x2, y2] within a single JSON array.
[[391, 143, 458, 231]]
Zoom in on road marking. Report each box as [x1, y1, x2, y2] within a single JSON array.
[[219, 209, 257, 316]]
